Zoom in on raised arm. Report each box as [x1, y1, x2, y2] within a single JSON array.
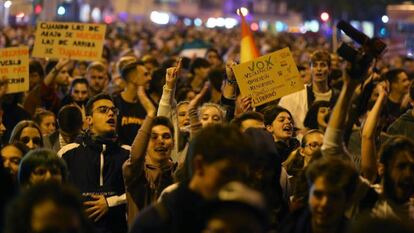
[[221, 59, 238, 120], [129, 86, 156, 164], [157, 58, 182, 118], [322, 68, 360, 159], [43, 58, 70, 87], [188, 82, 210, 135], [361, 82, 387, 182]]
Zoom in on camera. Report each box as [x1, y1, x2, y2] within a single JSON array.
[[336, 20, 387, 79]]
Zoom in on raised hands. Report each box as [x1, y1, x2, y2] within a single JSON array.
[[188, 81, 210, 110], [225, 58, 237, 82], [138, 85, 156, 117], [239, 96, 253, 113], [55, 57, 71, 72], [165, 58, 182, 89]]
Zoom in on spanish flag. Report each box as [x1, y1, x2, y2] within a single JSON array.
[[239, 9, 260, 63]]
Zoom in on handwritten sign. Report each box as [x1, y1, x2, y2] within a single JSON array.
[[0, 47, 29, 94], [232, 47, 305, 106], [32, 22, 106, 61]]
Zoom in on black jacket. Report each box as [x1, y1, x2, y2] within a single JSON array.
[[59, 133, 130, 233]]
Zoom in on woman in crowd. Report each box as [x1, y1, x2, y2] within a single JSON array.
[[33, 110, 56, 137], [9, 120, 43, 150]]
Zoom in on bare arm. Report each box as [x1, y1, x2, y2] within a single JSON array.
[[157, 58, 182, 118], [43, 58, 70, 87], [188, 82, 210, 136], [361, 82, 387, 182], [129, 86, 156, 164]]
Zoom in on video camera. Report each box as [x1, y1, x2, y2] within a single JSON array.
[[336, 20, 387, 79]]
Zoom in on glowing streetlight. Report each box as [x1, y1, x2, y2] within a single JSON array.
[[320, 12, 330, 22], [4, 1, 12, 8], [382, 15, 389, 23], [237, 7, 249, 16]]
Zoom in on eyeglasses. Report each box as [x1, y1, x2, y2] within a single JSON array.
[[304, 142, 323, 150], [20, 136, 42, 145], [93, 106, 119, 115]]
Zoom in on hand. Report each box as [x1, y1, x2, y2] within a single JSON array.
[[188, 82, 210, 110], [377, 81, 389, 98], [166, 58, 182, 89], [84, 195, 109, 222], [137, 86, 156, 117], [342, 62, 360, 89], [225, 59, 237, 81], [55, 57, 71, 71], [239, 96, 253, 113]]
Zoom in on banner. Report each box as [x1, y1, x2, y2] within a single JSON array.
[[232, 47, 304, 106], [0, 47, 29, 94], [32, 22, 106, 61]]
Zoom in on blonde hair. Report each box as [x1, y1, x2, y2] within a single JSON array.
[[198, 103, 226, 122]]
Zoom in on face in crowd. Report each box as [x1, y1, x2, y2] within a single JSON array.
[[311, 60, 330, 84], [199, 105, 224, 128], [384, 150, 414, 204], [266, 111, 294, 142], [300, 131, 324, 167], [390, 71, 410, 95], [39, 114, 56, 137], [20, 126, 42, 150], [308, 176, 348, 231], [88, 98, 118, 137], [1, 144, 25, 180], [131, 64, 152, 88], [177, 102, 190, 130], [55, 65, 71, 87], [71, 82, 89, 106], [87, 68, 108, 95], [147, 124, 174, 164]]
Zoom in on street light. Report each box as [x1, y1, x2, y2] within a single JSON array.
[[237, 7, 249, 16], [4, 1, 12, 8], [382, 15, 389, 24], [320, 12, 329, 22]]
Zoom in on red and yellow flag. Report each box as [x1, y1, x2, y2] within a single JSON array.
[[239, 9, 260, 63]]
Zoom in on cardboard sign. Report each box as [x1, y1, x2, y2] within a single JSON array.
[[32, 22, 106, 61], [232, 47, 304, 106], [0, 47, 29, 94]]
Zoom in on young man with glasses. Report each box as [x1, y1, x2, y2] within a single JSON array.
[[113, 60, 152, 145], [58, 94, 130, 233]]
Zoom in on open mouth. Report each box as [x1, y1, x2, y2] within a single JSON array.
[[107, 118, 116, 126], [154, 147, 168, 153], [282, 124, 292, 132]]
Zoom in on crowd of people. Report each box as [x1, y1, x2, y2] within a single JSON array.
[[0, 21, 414, 233]]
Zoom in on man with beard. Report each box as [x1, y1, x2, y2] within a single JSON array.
[[279, 157, 359, 233], [367, 136, 414, 222], [87, 61, 109, 97], [58, 94, 130, 233]]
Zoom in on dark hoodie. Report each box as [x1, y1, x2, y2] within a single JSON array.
[[387, 109, 414, 140]]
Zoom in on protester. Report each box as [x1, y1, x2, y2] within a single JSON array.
[[129, 124, 253, 233], [18, 149, 68, 187], [43, 105, 84, 152], [5, 182, 95, 233], [33, 109, 56, 137], [9, 120, 43, 150]]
